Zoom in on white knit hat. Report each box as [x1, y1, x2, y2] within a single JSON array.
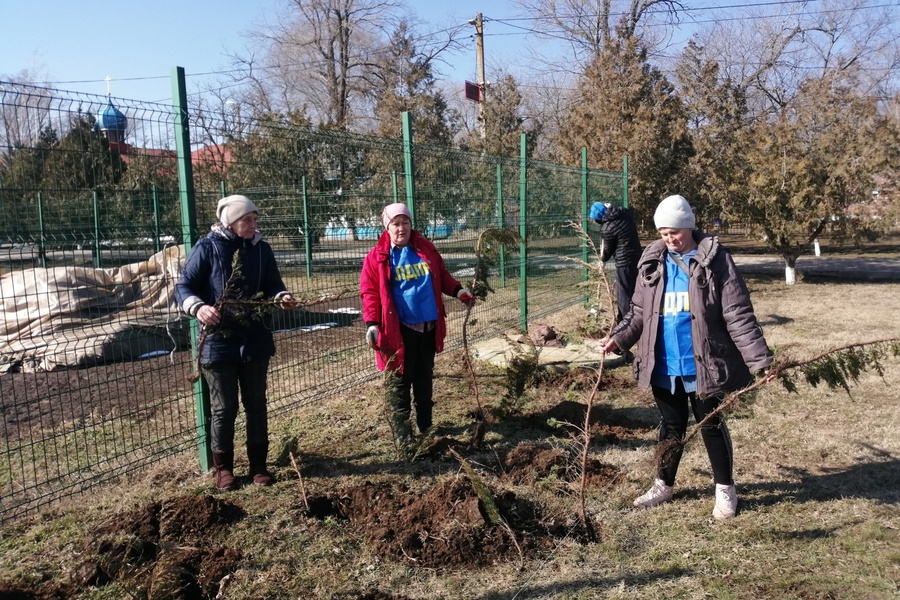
[[217, 195, 259, 227], [654, 195, 696, 229]]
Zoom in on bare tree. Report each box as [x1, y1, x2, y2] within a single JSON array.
[[0, 72, 55, 159], [512, 0, 686, 73], [693, 0, 898, 117], [237, 0, 404, 129], [679, 0, 900, 284]]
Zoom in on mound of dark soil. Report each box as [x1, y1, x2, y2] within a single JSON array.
[[305, 477, 567, 568], [0, 582, 75, 599], [0, 494, 245, 599], [502, 442, 621, 490], [540, 400, 653, 442], [75, 495, 245, 599]]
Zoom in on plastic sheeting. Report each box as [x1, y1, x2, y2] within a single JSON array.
[[470, 334, 624, 373], [0, 245, 189, 373]]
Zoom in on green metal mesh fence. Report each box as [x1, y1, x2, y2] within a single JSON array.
[[0, 81, 624, 522]]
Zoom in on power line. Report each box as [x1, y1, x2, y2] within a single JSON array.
[[29, 2, 898, 101], [486, 1, 897, 35], [36, 22, 469, 96]]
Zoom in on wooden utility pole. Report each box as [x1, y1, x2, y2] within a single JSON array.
[[470, 13, 486, 142]]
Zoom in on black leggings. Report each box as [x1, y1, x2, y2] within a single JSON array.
[[652, 378, 733, 487], [397, 325, 436, 433], [615, 264, 638, 323]]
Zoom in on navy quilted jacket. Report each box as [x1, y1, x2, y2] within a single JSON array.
[[175, 226, 288, 363], [598, 206, 642, 268]]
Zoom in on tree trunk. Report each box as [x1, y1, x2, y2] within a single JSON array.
[[783, 255, 798, 285]]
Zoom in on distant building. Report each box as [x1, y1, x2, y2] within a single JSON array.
[[97, 99, 129, 153]]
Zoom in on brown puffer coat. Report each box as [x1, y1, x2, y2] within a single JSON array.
[[609, 232, 773, 397]]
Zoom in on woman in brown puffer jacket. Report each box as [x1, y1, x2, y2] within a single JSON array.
[[602, 194, 773, 520]]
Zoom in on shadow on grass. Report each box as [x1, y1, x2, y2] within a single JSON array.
[[276, 400, 662, 481], [471, 566, 695, 600], [745, 455, 900, 507], [758, 313, 794, 327]]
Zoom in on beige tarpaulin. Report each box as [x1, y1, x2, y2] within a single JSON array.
[[470, 333, 624, 372], [0, 245, 188, 373]]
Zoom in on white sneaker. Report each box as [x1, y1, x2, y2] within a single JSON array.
[[633, 478, 674, 508], [713, 484, 738, 519]]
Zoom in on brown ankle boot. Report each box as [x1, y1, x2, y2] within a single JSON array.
[[212, 451, 237, 491], [247, 445, 274, 486]]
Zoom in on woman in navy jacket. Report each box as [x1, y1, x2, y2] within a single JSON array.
[[176, 195, 298, 490]]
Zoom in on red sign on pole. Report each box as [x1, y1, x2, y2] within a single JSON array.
[[465, 81, 482, 103]]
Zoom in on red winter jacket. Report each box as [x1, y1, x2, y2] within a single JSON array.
[[360, 229, 463, 372]]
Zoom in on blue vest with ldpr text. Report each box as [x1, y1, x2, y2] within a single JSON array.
[[653, 250, 697, 380]]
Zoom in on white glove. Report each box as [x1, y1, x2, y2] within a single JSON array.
[[365, 325, 379, 348]]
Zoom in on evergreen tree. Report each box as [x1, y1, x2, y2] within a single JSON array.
[[674, 40, 750, 225], [461, 74, 539, 159], [731, 72, 900, 283], [42, 113, 125, 195], [39, 113, 126, 235], [369, 21, 458, 146], [555, 33, 693, 228], [0, 125, 58, 238]]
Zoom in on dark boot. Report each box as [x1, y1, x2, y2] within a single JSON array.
[[247, 445, 274, 486], [415, 400, 433, 435], [212, 451, 236, 491]]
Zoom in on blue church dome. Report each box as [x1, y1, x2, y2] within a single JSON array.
[[98, 100, 127, 133]]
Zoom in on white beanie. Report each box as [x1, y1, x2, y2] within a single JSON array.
[[217, 195, 259, 227], [654, 195, 695, 229]]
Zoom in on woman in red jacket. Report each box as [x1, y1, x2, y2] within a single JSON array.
[[360, 203, 474, 448]]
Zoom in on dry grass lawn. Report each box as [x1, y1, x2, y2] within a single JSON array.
[[0, 275, 898, 599]]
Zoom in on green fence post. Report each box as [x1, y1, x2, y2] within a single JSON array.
[[152, 185, 162, 254], [391, 171, 398, 203], [495, 163, 506, 288], [92, 190, 101, 269], [172, 66, 211, 473], [401, 112, 416, 227], [220, 180, 227, 199], [36, 191, 46, 268], [581, 147, 589, 297], [622, 155, 629, 209], [519, 133, 528, 333], [302, 176, 312, 279]]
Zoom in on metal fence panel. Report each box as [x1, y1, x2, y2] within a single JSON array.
[[0, 81, 624, 521]]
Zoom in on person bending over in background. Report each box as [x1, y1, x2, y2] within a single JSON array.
[[359, 203, 474, 452], [601, 194, 773, 519], [176, 195, 298, 491], [589, 201, 642, 324]]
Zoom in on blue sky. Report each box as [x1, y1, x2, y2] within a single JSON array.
[[0, 0, 527, 103]]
